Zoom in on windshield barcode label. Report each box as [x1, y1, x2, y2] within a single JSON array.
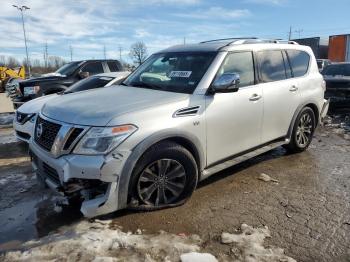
[[169, 71, 192, 78]]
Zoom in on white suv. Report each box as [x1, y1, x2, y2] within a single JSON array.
[[29, 38, 329, 217]]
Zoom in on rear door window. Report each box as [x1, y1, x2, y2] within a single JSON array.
[[81, 62, 104, 75], [286, 50, 310, 77], [107, 61, 121, 72], [257, 50, 286, 82]]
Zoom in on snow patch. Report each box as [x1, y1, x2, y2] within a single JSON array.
[[221, 224, 296, 262], [2, 220, 202, 262], [181, 252, 218, 262]]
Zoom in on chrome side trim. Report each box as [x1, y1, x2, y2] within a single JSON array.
[[173, 105, 200, 117], [201, 139, 288, 180]]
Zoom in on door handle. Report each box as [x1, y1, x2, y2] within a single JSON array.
[[289, 85, 298, 92], [249, 94, 262, 101]]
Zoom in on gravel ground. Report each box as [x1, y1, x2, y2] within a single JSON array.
[[0, 123, 349, 261]]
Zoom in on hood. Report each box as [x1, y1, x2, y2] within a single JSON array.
[[20, 75, 66, 85], [17, 94, 58, 114], [42, 86, 190, 126]]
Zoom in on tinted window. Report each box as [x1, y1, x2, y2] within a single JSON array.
[[287, 50, 310, 77], [64, 76, 113, 93], [56, 62, 81, 76], [124, 52, 216, 94], [107, 61, 120, 72], [258, 50, 286, 82], [322, 64, 350, 76], [81, 62, 104, 75], [215, 52, 255, 87]]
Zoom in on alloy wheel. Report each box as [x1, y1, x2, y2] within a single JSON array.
[[296, 112, 313, 147], [137, 159, 187, 206]]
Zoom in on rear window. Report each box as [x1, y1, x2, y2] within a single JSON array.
[[322, 64, 350, 76], [258, 50, 286, 82], [287, 50, 310, 77], [107, 61, 120, 72]]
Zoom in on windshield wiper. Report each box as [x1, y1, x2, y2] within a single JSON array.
[[119, 82, 130, 86], [130, 81, 164, 91]]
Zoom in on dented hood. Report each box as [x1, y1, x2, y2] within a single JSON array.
[[41, 85, 189, 126]]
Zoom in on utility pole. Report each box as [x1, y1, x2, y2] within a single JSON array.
[[103, 45, 107, 59], [69, 45, 73, 61], [288, 26, 292, 40], [43, 42, 48, 68], [118, 46, 122, 61], [13, 5, 31, 77]]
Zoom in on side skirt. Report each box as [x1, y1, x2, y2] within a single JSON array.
[[200, 138, 289, 181]]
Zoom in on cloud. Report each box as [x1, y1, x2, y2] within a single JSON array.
[[134, 29, 151, 38], [243, 0, 286, 5], [175, 7, 251, 20]]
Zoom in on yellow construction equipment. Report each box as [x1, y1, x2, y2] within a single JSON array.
[[0, 66, 26, 92]]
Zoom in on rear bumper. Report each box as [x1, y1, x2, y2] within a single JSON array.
[[29, 141, 132, 217], [320, 99, 330, 122]]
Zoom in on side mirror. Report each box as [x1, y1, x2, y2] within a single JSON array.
[[211, 73, 240, 93], [79, 71, 90, 79]]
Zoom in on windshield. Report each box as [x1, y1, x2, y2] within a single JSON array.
[[322, 64, 350, 76], [124, 52, 217, 94], [56, 62, 81, 76], [64, 76, 113, 93]]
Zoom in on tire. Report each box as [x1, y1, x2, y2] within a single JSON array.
[[284, 107, 316, 153], [129, 141, 198, 211]]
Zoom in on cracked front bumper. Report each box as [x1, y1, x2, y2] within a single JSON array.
[[29, 141, 132, 217]]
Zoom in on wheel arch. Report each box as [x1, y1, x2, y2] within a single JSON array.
[[287, 101, 320, 139], [117, 130, 205, 209]]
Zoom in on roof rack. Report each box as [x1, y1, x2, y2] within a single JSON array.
[[199, 37, 299, 47], [199, 37, 258, 44]]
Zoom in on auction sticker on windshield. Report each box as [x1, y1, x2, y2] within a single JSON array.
[[169, 71, 192, 78]]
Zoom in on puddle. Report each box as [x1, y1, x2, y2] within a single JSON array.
[[0, 194, 82, 253], [0, 113, 14, 126], [0, 129, 16, 144]]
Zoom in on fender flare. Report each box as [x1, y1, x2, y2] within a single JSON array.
[[117, 129, 205, 209], [287, 100, 320, 139]]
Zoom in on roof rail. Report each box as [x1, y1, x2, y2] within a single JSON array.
[[200, 37, 258, 44]]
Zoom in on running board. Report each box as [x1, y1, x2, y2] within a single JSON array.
[[201, 139, 289, 180]]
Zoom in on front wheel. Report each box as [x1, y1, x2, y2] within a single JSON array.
[[130, 141, 198, 210], [284, 107, 316, 153]]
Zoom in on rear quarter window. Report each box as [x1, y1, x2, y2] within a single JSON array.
[[286, 50, 310, 77]]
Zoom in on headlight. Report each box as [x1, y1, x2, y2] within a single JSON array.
[[73, 124, 137, 155]]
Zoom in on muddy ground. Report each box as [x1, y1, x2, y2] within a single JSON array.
[[0, 121, 349, 261]]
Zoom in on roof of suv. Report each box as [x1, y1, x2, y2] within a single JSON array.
[[157, 38, 307, 53]]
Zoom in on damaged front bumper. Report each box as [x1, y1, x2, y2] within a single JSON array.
[[29, 142, 132, 217]]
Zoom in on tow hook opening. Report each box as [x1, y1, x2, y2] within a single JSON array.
[[62, 179, 109, 206]]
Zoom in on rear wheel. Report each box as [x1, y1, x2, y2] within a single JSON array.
[[284, 107, 316, 153], [130, 141, 198, 210]]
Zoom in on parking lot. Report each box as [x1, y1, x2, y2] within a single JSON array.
[[0, 120, 349, 261]]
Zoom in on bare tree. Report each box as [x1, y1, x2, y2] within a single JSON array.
[[7, 56, 20, 68], [129, 41, 148, 66], [0, 55, 6, 66]]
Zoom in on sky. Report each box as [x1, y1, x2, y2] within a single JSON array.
[[1, 0, 349, 64]]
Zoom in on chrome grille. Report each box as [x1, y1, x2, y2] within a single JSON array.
[[34, 116, 61, 151], [63, 128, 84, 150], [5, 83, 22, 99]]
